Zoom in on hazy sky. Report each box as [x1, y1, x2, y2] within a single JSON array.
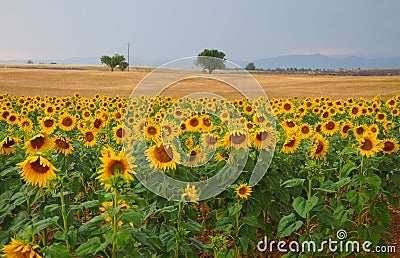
[[1, 0, 399, 63]]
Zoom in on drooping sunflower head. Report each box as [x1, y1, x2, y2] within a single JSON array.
[[280, 134, 300, 154], [54, 135, 74, 155], [224, 130, 249, 150], [281, 119, 297, 132], [200, 133, 219, 149], [25, 132, 53, 154], [321, 120, 338, 136], [236, 183, 252, 199], [18, 156, 58, 188], [252, 128, 275, 150], [310, 134, 329, 160], [0, 136, 19, 155], [19, 117, 33, 132]]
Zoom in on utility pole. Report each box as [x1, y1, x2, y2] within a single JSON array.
[[127, 42, 131, 71]]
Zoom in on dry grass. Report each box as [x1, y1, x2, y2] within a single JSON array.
[[0, 67, 399, 99]]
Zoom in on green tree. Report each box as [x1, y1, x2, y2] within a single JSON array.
[[100, 54, 126, 72], [195, 49, 226, 74], [119, 61, 129, 71], [245, 62, 256, 70]]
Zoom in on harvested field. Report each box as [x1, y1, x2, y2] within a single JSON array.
[[0, 67, 399, 99]]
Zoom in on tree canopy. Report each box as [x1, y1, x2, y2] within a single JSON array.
[[100, 54, 126, 72], [195, 49, 226, 74]]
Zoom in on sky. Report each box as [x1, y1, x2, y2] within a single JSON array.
[[1, 0, 399, 63]]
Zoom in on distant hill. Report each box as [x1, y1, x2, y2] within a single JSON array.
[[253, 54, 400, 70]]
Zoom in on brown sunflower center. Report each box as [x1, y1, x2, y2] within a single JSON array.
[[55, 138, 70, 149], [322, 112, 329, 118], [283, 103, 291, 110], [2, 111, 10, 119], [30, 158, 50, 174], [9, 115, 16, 122], [285, 139, 296, 147], [315, 140, 324, 154], [116, 128, 124, 138], [361, 139, 373, 151], [351, 107, 358, 114], [203, 118, 212, 127], [301, 126, 310, 134], [154, 145, 173, 163], [147, 126, 157, 136], [44, 119, 54, 127], [85, 132, 95, 142], [22, 121, 30, 127], [286, 121, 295, 128], [205, 135, 217, 145], [238, 186, 247, 195], [62, 117, 73, 127], [356, 127, 364, 135], [31, 135, 45, 149], [246, 106, 253, 112], [3, 138, 16, 148], [231, 133, 246, 145], [377, 114, 385, 120], [342, 125, 350, 133], [189, 118, 199, 127], [47, 107, 54, 113], [256, 131, 269, 141], [94, 118, 102, 129], [383, 142, 395, 152], [110, 161, 124, 175], [325, 121, 335, 130]]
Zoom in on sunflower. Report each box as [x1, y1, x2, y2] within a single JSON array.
[[58, 113, 76, 131], [19, 117, 33, 132], [200, 133, 219, 149], [82, 129, 97, 148], [18, 156, 58, 188], [236, 183, 252, 199], [144, 121, 161, 142], [252, 128, 275, 150], [321, 120, 338, 136], [310, 134, 329, 159], [358, 133, 382, 158], [340, 122, 353, 138], [93, 116, 105, 131], [181, 183, 199, 202], [146, 142, 180, 171], [349, 105, 362, 119], [54, 135, 74, 155], [381, 138, 399, 155], [375, 112, 387, 123], [280, 134, 300, 154], [97, 147, 134, 190], [1, 238, 43, 258], [187, 115, 202, 132], [25, 132, 53, 154], [298, 123, 313, 139], [368, 124, 380, 135], [113, 124, 125, 144], [224, 130, 249, 150], [184, 147, 206, 167], [160, 120, 178, 143], [39, 116, 57, 134], [281, 119, 297, 132], [201, 116, 213, 132], [6, 112, 19, 125], [0, 136, 19, 155], [354, 124, 367, 138], [281, 100, 294, 115]]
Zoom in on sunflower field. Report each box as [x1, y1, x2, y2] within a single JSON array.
[[0, 92, 399, 257]]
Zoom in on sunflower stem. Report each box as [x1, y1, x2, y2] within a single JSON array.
[[112, 191, 119, 258], [358, 155, 365, 226], [59, 187, 71, 252], [306, 178, 312, 236]]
